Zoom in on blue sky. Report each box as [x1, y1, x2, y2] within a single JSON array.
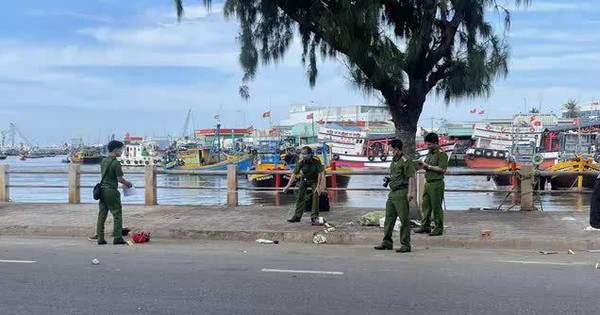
[[1, 1, 599, 144]]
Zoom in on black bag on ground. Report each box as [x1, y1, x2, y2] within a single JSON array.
[[304, 191, 330, 212], [93, 160, 114, 201]]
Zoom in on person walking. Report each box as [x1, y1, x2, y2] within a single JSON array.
[[283, 146, 326, 225], [415, 133, 448, 236], [374, 139, 416, 253], [96, 140, 133, 245]]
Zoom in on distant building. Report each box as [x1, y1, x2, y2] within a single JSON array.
[[279, 104, 391, 127]]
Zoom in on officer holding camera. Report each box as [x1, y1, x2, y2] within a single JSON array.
[[374, 139, 416, 253]]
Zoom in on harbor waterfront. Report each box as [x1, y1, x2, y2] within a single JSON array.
[[1, 155, 593, 211]]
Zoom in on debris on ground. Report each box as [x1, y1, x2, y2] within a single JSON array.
[[126, 240, 135, 246], [313, 234, 327, 244], [359, 211, 385, 226], [480, 230, 492, 237], [91, 259, 100, 265], [587, 250, 600, 253], [410, 220, 422, 228], [584, 226, 600, 231], [539, 251, 558, 255], [324, 227, 336, 233], [568, 249, 575, 255], [561, 217, 577, 221], [596, 261, 600, 269], [256, 239, 279, 244]]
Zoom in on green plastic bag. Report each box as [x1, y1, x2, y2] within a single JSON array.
[[359, 211, 386, 226]]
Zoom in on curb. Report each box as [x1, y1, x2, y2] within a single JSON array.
[[3, 225, 600, 251]]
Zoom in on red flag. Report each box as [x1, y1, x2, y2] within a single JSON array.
[[306, 113, 314, 119], [572, 118, 581, 127], [262, 111, 271, 118], [534, 121, 542, 127], [469, 108, 477, 114], [478, 110, 485, 115], [317, 119, 325, 124], [530, 116, 536, 122]]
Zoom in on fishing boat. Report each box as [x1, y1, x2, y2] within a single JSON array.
[[0, 154, 6, 160], [164, 144, 252, 171], [69, 149, 103, 164], [118, 135, 164, 167], [488, 164, 547, 189], [317, 124, 455, 169], [248, 140, 294, 188], [546, 156, 599, 190]]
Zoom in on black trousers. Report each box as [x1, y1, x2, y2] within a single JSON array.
[[591, 179, 600, 228]]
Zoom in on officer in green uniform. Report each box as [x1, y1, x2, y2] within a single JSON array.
[[96, 140, 133, 245], [374, 139, 416, 253], [415, 133, 448, 236], [283, 146, 326, 225]]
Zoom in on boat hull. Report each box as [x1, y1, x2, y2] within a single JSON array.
[[70, 156, 103, 164], [173, 155, 252, 171], [335, 144, 455, 169], [490, 173, 547, 189], [550, 175, 597, 190]]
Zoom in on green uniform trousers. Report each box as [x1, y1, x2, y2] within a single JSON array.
[[421, 180, 445, 232], [382, 188, 410, 249], [293, 180, 319, 219], [97, 188, 124, 241]]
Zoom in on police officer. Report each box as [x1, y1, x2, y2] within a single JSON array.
[[374, 139, 416, 253], [96, 140, 133, 245], [415, 133, 448, 236], [590, 173, 600, 229], [283, 146, 326, 225]]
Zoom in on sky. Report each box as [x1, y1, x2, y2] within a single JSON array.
[[0, 1, 599, 145]]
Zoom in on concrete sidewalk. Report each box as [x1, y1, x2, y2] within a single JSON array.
[[0, 202, 598, 251]]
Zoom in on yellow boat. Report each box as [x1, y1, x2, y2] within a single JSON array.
[[547, 155, 599, 190]]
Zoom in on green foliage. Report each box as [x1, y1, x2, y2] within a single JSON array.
[[563, 99, 580, 118]]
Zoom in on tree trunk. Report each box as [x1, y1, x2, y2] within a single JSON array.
[[384, 80, 427, 220]]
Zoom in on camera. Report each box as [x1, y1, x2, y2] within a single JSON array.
[[382, 176, 391, 188]]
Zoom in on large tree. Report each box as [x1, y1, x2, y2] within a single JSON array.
[[562, 99, 580, 119], [175, 0, 529, 154]]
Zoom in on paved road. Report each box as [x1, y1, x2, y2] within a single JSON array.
[[1, 237, 599, 315]]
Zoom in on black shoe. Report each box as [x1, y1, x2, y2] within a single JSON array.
[[121, 227, 132, 236], [113, 238, 127, 245], [429, 230, 443, 236], [414, 227, 432, 234], [97, 239, 107, 245], [396, 246, 411, 253], [374, 245, 393, 250], [287, 217, 301, 223]]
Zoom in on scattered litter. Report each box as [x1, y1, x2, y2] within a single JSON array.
[[359, 211, 385, 226], [317, 217, 325, 225], [378, 217, 401, 231], [568, 249, 575, 255], [126, 240, 135, 246], [313, 234, 327, 244], [561, 217, 577, 221], [324, 227, 336, 233], [410, 220, 422, 228], [587, 250, 600, 253], [539, 251, 558, 255], [468, 207, 482, 211], [324, 222, 334, 228], [256, 239, 279, 244], [584, 226, 600, 231], [346, 222, 355, 226], [480, 230, 492, 237], [596, 261, 600, 269], [91, 259, 99, 265]]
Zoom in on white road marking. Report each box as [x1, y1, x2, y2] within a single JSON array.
[[0, 260, 37, 264], [500, 260, 587, 266], [261, 268, 344, 275]]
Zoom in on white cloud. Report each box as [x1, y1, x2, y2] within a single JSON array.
[[27, 10, 114, 23]]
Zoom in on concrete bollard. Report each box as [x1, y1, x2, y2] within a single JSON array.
[[519, 165, 535, 211], [145, 165, 157, 205], [0, 165, 8, 202], [227, 164, 238, 207], [68, 163, 81, 204]]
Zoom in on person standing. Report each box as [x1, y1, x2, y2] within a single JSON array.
[[374, 139, 416, 253], [283, 146, 326, 225], [96, 140, 133, 245], [415, 133, 448, 236], [590, 173, 600, 229]]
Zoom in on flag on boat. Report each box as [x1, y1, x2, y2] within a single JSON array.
[[469, 108, 477, 113], [478, 110, 485, 115], [262, 111, 271, 118], [572, 118, 581, 127], [317, 119, 325, 124], [306, 113, 314, 119]]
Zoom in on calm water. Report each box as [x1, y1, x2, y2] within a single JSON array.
[[0, 155, 592, 211]]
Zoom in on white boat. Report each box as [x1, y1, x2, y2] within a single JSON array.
[[117, 137, 164, 167]]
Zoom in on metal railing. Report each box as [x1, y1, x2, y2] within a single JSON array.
[[0, 164, 597, 211]]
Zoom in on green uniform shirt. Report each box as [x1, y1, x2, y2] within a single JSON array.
[[424, 146, 448, 181], [100, 156, 124, 189], [388, 153, 416, 191], [294, 156, 325, 183]]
